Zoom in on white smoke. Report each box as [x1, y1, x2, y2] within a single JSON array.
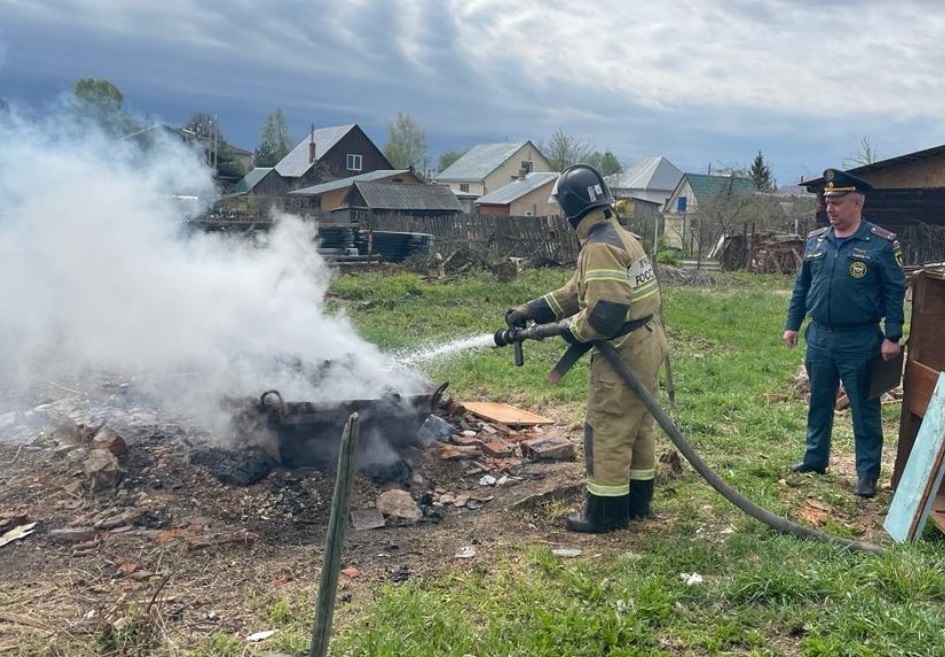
[[0, 113, 427, 431]]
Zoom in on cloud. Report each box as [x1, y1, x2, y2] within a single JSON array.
[[3, 0, 945, 183]]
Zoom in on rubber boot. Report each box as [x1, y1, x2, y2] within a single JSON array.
[[627, 479, 654, 520], [565, 493, 630, 533]]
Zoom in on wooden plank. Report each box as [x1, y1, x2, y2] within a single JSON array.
[[884, 372, 945, 542], [460, 401, 554, 426], [905, 361, 940, 417]]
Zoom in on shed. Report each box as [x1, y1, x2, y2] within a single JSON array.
[[801, 145, 945, 264], [287, 169, 422, 212], [892, 267, 945, 533], [332, 181, 463, 222]]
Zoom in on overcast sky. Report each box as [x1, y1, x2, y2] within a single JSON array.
[[2, 0, 945, 186]]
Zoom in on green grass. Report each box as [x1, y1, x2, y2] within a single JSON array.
[[33, 267, 939, 656], [316, 267, 945, 657]]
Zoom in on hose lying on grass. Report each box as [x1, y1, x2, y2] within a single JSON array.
[[592, 339, 885, 555]]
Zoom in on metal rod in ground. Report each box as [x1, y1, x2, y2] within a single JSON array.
[[309, 412, 360, 657]]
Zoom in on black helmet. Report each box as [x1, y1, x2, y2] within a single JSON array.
[[549, 164, 614, 227]]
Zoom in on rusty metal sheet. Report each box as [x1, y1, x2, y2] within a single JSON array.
[[460, 401, 553, 426]]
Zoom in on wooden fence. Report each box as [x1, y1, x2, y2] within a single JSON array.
[[360, 212, 581, 266]]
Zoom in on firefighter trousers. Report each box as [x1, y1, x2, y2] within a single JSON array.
[[582, 321, 667, 497]]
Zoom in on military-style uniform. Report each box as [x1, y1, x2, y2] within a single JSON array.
[[785, 219, 905, 480], [523, 207, 667, 498]]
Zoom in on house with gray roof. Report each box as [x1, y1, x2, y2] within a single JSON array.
[[288, 169, 424, 211], [476, 171, 559, 217], [330, 181, 463, 223], [260, 124, 393, 197], [607, 156, 683, 206], [434, 141, 553, 198]]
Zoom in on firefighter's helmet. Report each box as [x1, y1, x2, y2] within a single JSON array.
[[549, 164, 614, 227]]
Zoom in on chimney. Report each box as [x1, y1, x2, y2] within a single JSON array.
[[308, 124, 317, 163], [518, 168, 528, 180]]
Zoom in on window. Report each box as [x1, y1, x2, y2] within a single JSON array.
[[459, 183, 469, 193], [520, 160, 533, 174], [346, 154, 363, 171], [676, 196, 687, 213]]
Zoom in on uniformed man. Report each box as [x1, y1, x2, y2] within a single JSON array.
[[783, 168, 906, 498], [506, 164, 668, 532]]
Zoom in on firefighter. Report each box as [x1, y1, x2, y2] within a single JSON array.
[[506, 164, 667, 532]]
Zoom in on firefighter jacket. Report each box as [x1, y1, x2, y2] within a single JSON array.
[[785, 219, 905, 341], [525, 208, 661, 342]]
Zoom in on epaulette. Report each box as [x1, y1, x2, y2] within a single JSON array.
[[869, 225, 897, 241], [807, 226, 829, 238]]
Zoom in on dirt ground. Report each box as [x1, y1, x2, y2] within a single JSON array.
[[0, 377, 896, 654], [0, 379, 639, 654]]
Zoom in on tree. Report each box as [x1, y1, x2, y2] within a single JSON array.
[[437, 149, 466, 173], [182, 113, 245, 180], [541, 127, 593, 172], [586, 150, 623, 177], [70, 77, 136, 135], [254, 108, 292, 167], [749, 150, 774, 192], [843, 135, 878, 169], [383, 112, 428, 171], [216, 144, 247, 180]]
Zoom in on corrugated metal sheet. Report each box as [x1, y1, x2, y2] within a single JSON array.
[[351, 182, 463, 211], [275, 124, 356, 177], [289, 170, 411, 196], [476, 172, 558, 205], [231, 167, 273, 193], [435, 141, 529, 181]]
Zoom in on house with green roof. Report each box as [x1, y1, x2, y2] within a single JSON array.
[[662, 173, 758, 251], [434, 140, 553, 198], [231, 167, 274, 194]]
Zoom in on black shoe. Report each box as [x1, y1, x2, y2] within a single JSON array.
[[565, 493, 630, 533], [627, 479, 654, 520], [855, 478, 877, 498], [790, 462, 827, 474]]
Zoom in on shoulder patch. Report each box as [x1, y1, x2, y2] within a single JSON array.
[[807, 226, 828, 238], [869, 225, 897, 241]]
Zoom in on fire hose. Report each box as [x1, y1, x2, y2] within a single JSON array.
[[494, 324, 885, 555]]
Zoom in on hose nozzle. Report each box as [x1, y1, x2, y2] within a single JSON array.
[[493, 327, 524, 366], [493, 327, 521, 348]]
